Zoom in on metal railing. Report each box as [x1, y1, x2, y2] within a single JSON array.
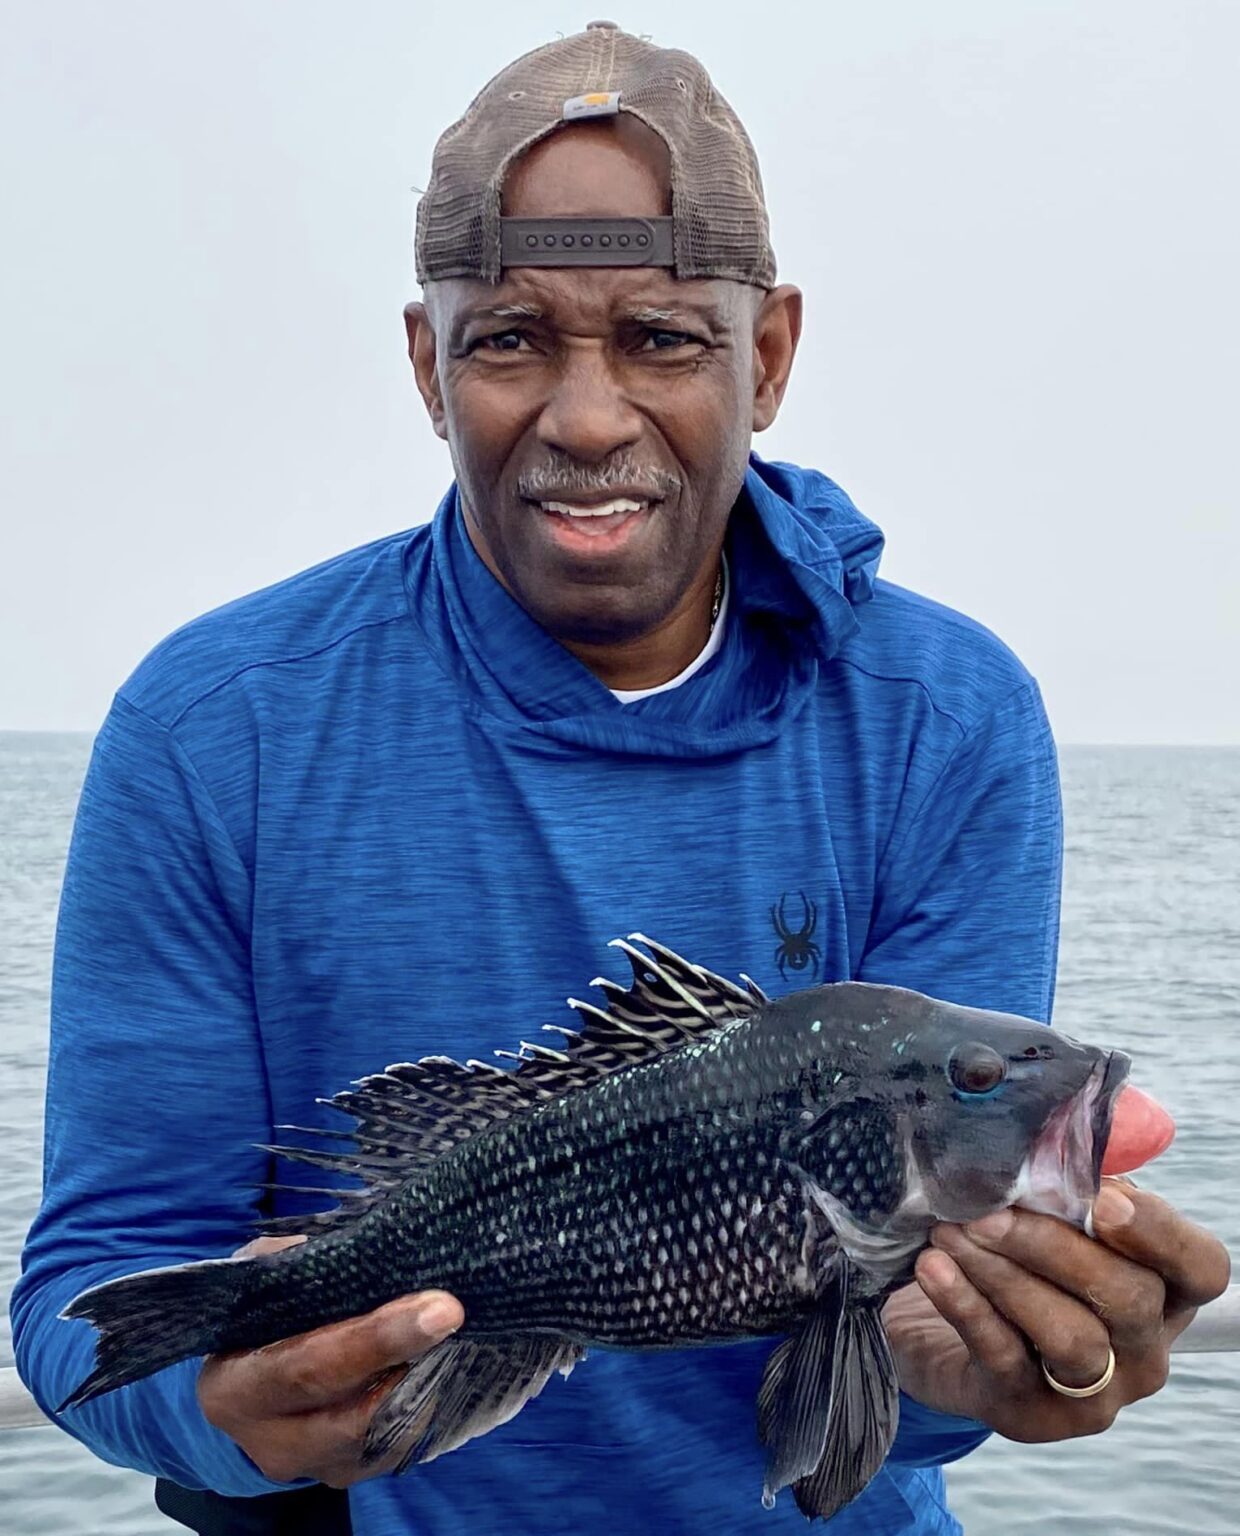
[[3, 1281, 1238, 1432]]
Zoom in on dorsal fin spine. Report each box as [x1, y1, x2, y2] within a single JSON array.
[[740, 973, 769, 1004], [566, 997, 620, 1027], [276, 1122, 354, 1142], [520, 1041, 571, 1063], [624, 933, 713, 1020]]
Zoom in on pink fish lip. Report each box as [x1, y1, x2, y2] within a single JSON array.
[[1089, 1049, 1133, 1177], [1101, 1083, 1176, 1176], [1013, 1050, 1131, 1227]]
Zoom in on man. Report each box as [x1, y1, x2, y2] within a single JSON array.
[[13, 22, 1229, 1536]]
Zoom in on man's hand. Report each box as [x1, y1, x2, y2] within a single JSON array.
[[884, 1181, 1231, 1441], [197, 1237, 464, 1487]]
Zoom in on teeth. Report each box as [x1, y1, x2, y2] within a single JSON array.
[[540, 498, 644, 518]]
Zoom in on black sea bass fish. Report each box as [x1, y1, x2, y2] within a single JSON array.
[[62, 937, 1129, 1521]]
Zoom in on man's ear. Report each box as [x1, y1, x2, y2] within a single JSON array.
[[751, 285, 803, 434], [404, 301, 447, 441]]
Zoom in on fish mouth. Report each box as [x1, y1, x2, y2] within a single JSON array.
[[1009, 1049, 1132, 1228]]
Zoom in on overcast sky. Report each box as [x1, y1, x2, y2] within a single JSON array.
[[2, 1, 1236, 742]]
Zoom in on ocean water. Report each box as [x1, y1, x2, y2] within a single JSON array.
[[0, 734, 1236, 1534]]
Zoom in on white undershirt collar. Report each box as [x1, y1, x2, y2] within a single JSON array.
[[610, 557, 731, 705]]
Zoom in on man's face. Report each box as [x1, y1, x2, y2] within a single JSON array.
[[406, 119, 800, 646]]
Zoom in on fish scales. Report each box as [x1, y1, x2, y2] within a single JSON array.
[[338, 1010, 827, 1343], [60, 936, 1130, 1524]]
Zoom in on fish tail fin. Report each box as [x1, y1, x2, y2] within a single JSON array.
[[58, 1257, 249, 1411]]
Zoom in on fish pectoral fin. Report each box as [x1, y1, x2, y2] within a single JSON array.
[[791, 1300, 900, 1523], [756, 1274, 848, 1507], [362, 1332, 584, 1471]]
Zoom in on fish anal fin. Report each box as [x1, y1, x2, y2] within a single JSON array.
[[362, 1333, 584, 1471], [792, 1300, 900, 1522]]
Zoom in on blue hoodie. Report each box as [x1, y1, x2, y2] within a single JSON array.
[[13, 457, 1062, 1535]]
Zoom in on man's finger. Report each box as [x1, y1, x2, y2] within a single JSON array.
[[914, 1249, 1034, 1388], [240, 1369, 411, 1487], [953, 1205, 1165, 1351], [931, 1226, 1113, 1389], [201, 1290, 463, 1422], [1089, 1184, 1232, 1310]]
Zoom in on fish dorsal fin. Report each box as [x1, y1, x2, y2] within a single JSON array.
[[257, 936, 756, 1237], [597, 933, 762, 1034]]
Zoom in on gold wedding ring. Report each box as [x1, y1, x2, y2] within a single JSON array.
[[1040, 1345, 1116, 1399]]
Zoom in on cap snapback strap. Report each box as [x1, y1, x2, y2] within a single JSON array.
[[499, 217, 675, 268]]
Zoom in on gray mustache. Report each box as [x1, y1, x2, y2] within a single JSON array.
[[517, 459, 681, 500]]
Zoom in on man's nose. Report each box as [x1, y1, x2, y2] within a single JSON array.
[[535, 349, 643, 463]]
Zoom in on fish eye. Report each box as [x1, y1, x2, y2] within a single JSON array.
[[948, 1043, 1007, 1096]]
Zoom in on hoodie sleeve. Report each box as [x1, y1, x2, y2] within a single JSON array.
[[10, 695, 303, 1496], [858, 676, 1063, 1467], [861, 677, 1062, 1021]]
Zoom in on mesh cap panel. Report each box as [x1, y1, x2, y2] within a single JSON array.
[[415, 24, 776, 287]]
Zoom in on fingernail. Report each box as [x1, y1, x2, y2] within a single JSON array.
[[379, 1294, 462, 1354], [919, 1251, 958, 1290], [1094, 1185, 1135, 1227], [416, 1296, 463, 1338], [966, 1209, 1014, 1244]]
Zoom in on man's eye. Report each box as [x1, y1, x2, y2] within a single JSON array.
[[641, 329, 696, 351], [474, 331, 527, 353]]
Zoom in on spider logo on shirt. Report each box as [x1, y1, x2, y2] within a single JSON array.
[[770, 891, 821, 982]]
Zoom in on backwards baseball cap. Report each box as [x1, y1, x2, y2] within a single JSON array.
[[415, 21, 776, 288]]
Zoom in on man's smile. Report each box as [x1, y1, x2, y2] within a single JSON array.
[[526, 494, 660, 557]]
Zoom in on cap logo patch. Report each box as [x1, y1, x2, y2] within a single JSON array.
[[562, 91, 622, 121]]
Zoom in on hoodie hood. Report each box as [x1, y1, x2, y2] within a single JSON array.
[[402, 454, 884, 760]]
